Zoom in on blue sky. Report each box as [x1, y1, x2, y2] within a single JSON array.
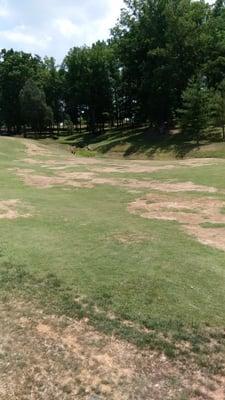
[[0, 0, 124, 62]]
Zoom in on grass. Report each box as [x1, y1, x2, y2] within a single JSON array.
[[1, 135, 225, 373], [58, 125, 225, 159], [200, 222, 225, 228]]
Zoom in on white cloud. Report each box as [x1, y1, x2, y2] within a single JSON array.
[[0, 0, 124, 60], [0, 25, 52, 50], [0, 0, 10, 17], [54, 18, 79, 38]]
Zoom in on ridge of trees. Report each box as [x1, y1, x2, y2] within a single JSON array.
[[0, 0, 225, 143]]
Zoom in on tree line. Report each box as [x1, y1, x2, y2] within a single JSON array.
[[0, 0, 225, 143]]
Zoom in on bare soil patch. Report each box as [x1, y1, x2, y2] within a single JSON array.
[[0, 199, 32, 220], [0, 300, 224, 400], [128, 193, 225, 251]]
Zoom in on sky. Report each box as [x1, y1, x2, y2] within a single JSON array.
[[0, 0, 124, 62]]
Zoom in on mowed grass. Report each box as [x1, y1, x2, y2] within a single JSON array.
[[1, 136, 225, 368]]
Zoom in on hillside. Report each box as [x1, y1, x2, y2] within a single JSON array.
[[58, 126, 225, 160]]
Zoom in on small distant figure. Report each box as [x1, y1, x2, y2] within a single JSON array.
[[70, 146, 77, 155]]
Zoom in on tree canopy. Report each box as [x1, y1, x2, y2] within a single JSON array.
[[0, 0, 225, 139]]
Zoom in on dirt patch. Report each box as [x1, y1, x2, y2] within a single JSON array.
[[22, 158, 43, 165], [89, 158, 220, 174], [0, 300, 224, 400], [22, 156, 103, 167], [22, 140, 54, 157], [122, 179, 217, 193], [92, 164, 176, 174], [128, 193, 225, 251], [59, 171, 96, 180], [179, 158, 221, 167], [13, 166, 218, 195], [0, 199, 32, 220], [92, 177, 217, 193], [14, 169, 95, 189]]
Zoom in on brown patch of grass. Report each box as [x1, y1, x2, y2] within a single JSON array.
[[22, 140, 53, 157], [179, 158, 221, 167], [92, 158, 220, 174], [128, 193, 225, 251], [113, 232, 151, 244], [89, 177, 217, 192], [13, 168, 95, 189], [12, 164, 218, 195], [59, 171, 96, 180], [92, 164, 176, 174], [127, 180, 217, 193], [0, 199, 32, 219], [0, 299, 224, 399]]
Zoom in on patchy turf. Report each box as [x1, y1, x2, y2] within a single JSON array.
[[2, 299, 225, 400], [1, 136, 225, 398], [128, 193, 225, 251]]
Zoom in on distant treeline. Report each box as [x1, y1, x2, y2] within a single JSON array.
[[0, 0, 225, 142]]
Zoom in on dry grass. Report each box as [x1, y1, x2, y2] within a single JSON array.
[[0, 199, 32, 219], [12, 166, 217, 193], [0, 299, 224, 400], [128, 193, 225, 251]]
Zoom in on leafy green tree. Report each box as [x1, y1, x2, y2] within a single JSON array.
[[205, 0, 225, 87], [39, 57, 64, 127], [0, 49, 42, 133], [20, 79, 53, 135], [112, 0, 210, 128], [178, 78, 210, 145], [210, 80, 225, 140], [63, 41, 113, 134]]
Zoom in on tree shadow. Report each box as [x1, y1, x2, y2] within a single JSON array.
[[60, 126, 219, 159]]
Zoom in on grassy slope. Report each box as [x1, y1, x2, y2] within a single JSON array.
[[58, 126, 225, 159], [1, 136, 225, 368]]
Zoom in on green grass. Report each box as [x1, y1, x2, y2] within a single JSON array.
[[1, 136, 225, 371], [58, 126, 225, 159], [200, 222, 225, 228]]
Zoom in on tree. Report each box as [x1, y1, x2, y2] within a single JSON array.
[[211, 80, 225, 140], [205, 0, 225, 87], [63, 42, 113, 134], [0, 49, 43, 133], [178, 78, 210, 145], [20, 79, 53, 135], [112, 0, 211, 128], [39, 57, 64, 128]]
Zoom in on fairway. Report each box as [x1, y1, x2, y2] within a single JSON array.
[[1, 136, 225, 398]]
